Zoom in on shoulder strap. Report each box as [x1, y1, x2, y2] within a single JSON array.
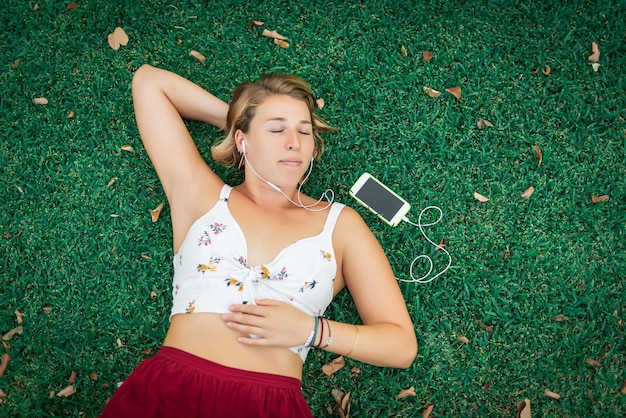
[[322, 202, 345, 233], [219, 184, 233, 201]]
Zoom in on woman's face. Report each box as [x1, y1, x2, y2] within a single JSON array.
[[240, 94, 314, 189]]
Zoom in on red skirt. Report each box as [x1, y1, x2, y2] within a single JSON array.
[[99, 346, 313, 418]]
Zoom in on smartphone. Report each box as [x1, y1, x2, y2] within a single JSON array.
[[349, 173, 411, 226]]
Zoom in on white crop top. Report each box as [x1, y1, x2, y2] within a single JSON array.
[[170, 185, 345, 361]]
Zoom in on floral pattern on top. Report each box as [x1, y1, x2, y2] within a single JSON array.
[[299, 280, 318, 293], [197, 222, 228, 247], [225, 278, 244, 291], [320, 250, 332, 261], [197, 257, 222, 274]]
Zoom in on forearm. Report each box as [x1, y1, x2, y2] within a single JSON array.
[[316, 320, 417, 368], [133, 64, 228, 129]]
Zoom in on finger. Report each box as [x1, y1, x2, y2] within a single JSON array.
[[236, 335, 271, 346], [224, 320, 265, 336], [228, 304, 266, 316], [254, 299, 282, 307], [221, 312, 264, 327]]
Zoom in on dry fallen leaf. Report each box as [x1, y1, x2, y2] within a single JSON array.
[[67, 111, 75, 119], [0, 388, 6, 403], [552, 314, 570, 322], [516, 399, 532, 418], [620, 380, 626, 395], [542, 65, 551, 75], [423, 51, 433, 62], [533, 144, 543, 167], [473, 192, 489, 202], [262, 29, 287, 40], [150, 203, 164, 223], [246, 20, 264, 27], [591, 63, 600, 72], [588, 42, 600, 63], [120, 145, 134, 152], [89, 371, 99, 381], [477, 119, 494, 129], [316, 98, 325, 109], [107, 177, 118, 187], [43, 306, 52, 314], [591, 195, 610, 203], [400, 45, 407, 57], [0, 353, 10, 378], [68, 371, 77, 384], [457, 335, 470, 344], [544, 389, 560, 400], [585, 358, 600, 367], [423, 403, 435, 418], [107, 27, 129, 50], [56, 385, 76, 397], [397, 386, 416, 399], [331, 389, 351, 418], [504, 245, 510, 261], [14, 311, 23, 325], [350, 367, 360, 377], [2, 326, 23, 341], [11, 60, 19, 69], [445, 87, 462, 100], [141, 254, 151, 260], [33, 97, 48, 105], [322, 356, 345, 376], [65, 2, 78, 11], [422, 86, 441, 98], [150, 291, 157, 298], [189, 50, 206, 64], [476, 320, 493, 332], [435, 237, 447, 251], [273, 39, 290, 49], [521, 186, 535, 199]]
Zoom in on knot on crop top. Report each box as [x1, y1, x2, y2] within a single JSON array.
[[170, 185, 345, 362]]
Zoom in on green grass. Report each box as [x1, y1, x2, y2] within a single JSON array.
[[1, 0, 625, 416]]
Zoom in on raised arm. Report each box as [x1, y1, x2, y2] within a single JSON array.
[[329, 208, 418, 368], [131, 64, 228, 199]]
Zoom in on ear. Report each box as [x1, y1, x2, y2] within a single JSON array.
[[234, 129, 245, 153]]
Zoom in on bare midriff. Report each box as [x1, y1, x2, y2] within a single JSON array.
[[162, 313, 304, 380]]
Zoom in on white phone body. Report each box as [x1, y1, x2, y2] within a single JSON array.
[[349, 173, 411, 227]]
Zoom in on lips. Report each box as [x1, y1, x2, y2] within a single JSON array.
[[279, 159, 302, 167]]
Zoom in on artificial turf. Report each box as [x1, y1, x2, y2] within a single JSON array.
[[1, 0, 624, 416]]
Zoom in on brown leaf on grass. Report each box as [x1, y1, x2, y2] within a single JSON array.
[[56, 385, 76, 397], [591, 195, 610, 203], [107, 27, 129, 50], [262, 29, 287, 40], [588, 42, 600, 63], [2, 326, 23, 341], [542, 65, 551, 75], [585, 358, 600, 367], [476, 320, 493, 332], [89, 371, 99, 381], [34, 4, 40, 10], [331, 389, 351, 418], [0, 388, 6, 403], [504, 245, 510, 261], [246, 20, 264, 27], [521, 186, 535, 199], [67, 111, 75, 119], [551, 314, 570, 322], [516, 399, 532, 418], [120, 145, 134, 152], [544, 389, 561, 400], [473, 192, 489, 202], [457, 335, 470, 344], [43, 306, 52, 315], [150, 203, 164, 223], [116, 338, 126, 348], [14, 311, 23, 325], [33, 97, 48, 105], [68, 371, 77, 384], [445, 87, 462, 100], [477, 119, 494, 129], [107, 177, 118, 187], [189, 50, 206, 64], [422, 86, 441, 98], [11, 60, 19, 69], [150, 291, 157, 298], [65, 2, 78, 11], [400, 46, 407, 57], [0, 353, 10, 378], [423, 51, 433, 62], [316, 98, 325, 109], [141, 254, 151, 260], [273, 39, 290, 49], [397, 386, 416, 399], [533, 144, 543, 167], [423, 403, 435, 418], [322, 356, 345, 376], [435, 237, 447, 251], [350, 367, 360, 377], [620, 380, 626, 395]]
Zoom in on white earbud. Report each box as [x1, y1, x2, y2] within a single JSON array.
[[241, 140, 246, 154]]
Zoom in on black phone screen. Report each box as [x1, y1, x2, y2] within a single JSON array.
[[354, 177, 404, 222]]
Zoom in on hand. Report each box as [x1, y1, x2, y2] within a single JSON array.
[[220, 299, 313, 347]]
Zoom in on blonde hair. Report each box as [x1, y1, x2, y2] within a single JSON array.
[[211, 73, 335, 169]]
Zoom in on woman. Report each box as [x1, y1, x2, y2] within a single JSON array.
[[100, 64, 417, 417]]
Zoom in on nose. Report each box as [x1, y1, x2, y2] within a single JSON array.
[[286, 128, 300, 151]]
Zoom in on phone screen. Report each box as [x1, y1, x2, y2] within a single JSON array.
[[353, 177, 405, 223]]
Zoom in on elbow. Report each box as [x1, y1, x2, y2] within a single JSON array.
[[396, 338, 418, 369]]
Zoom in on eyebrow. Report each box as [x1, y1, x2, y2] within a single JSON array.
[[264, 117, 312, 125]]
